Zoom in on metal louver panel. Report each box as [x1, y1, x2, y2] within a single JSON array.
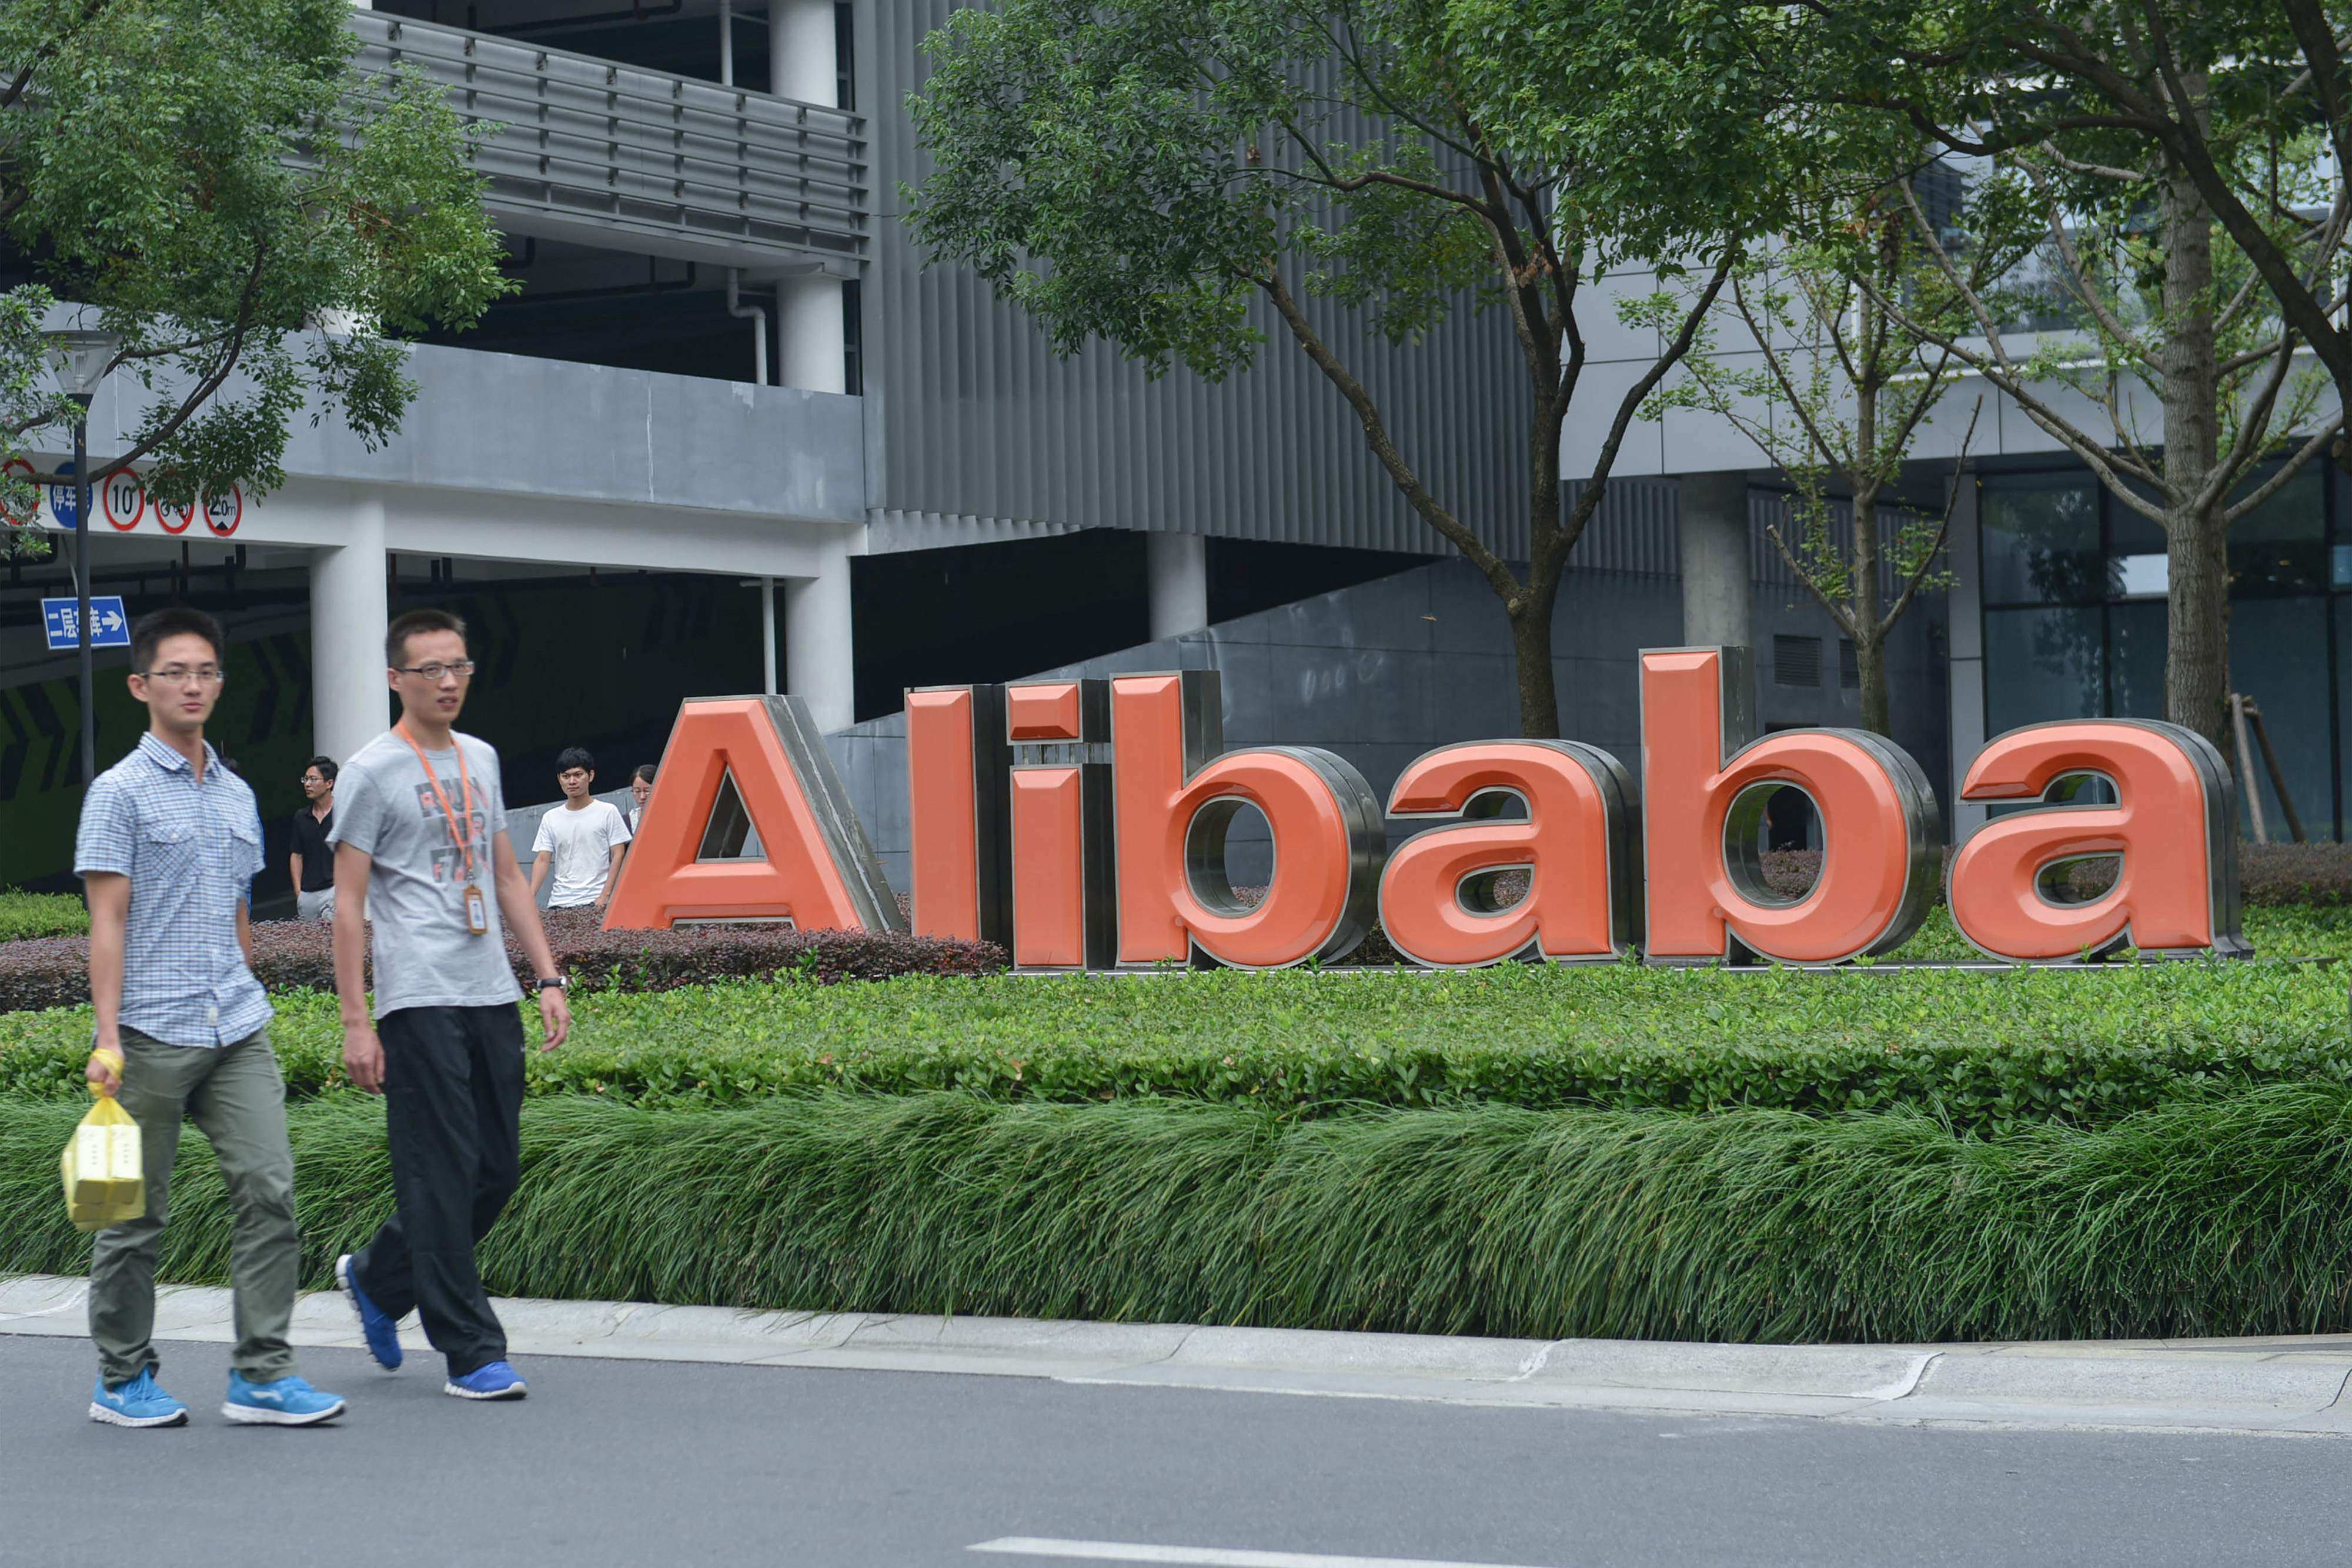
[[1773, 633, 1822, 688], [862, 0, 1529, 556], [351, 12, 868, 273]]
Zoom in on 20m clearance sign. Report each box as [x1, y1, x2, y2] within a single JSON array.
[[603, 647, 2249, 969]]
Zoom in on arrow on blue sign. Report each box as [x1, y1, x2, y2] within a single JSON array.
[[42, 595, 129, 651]]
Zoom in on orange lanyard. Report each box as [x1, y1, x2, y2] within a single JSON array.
[[395, 724, 480, 885]]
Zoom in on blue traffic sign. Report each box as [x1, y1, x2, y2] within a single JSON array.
[[42, 596, 128, 651], [46, 460, 75, 529]]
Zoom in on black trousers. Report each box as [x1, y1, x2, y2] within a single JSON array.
[[353, 1004, 525, 1376]]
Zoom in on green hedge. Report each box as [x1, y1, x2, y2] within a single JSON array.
[[0, 891, 85, 943], [8, 1086, 2352, 1343], [5, 941, 2347, 1134]]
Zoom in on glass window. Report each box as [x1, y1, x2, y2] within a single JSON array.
[[2229, 467, 2328, 596], [1985, 607, 2104, 735], [2113, 553, 2168, 599], [2108, 489, 2167, 558], [1982, 475, 2103, 606], [2233, 597, 2333, 840], [2336, 597, 2352, 840], [2106, 601, 2168, 719]]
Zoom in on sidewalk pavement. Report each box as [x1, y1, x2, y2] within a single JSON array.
[[7, 1271, 2352, 1437]]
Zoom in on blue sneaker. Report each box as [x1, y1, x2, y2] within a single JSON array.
[[222, 1370, 346, 1426], [336, 1252, 402, 1369], [89, 1369, 188, 1428], [443, 1360, 527, 1400]]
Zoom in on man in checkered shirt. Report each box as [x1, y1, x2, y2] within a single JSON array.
[[74, 606, 346, 1430]]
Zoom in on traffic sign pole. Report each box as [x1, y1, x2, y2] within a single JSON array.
[[73, 407, 92, 785]]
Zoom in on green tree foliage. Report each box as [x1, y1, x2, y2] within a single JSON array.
[[1727, 0, 2347, 757], [1646, 160, 2002, 735], [904, 0, 1778, 737], [0, 0, 509, 556], [1853, 0, 2352, 470]]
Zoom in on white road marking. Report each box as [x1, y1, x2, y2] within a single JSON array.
[[968, 1539, 1567, 1568]]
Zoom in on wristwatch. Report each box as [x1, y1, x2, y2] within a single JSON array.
[[535, 977, 567, 992]]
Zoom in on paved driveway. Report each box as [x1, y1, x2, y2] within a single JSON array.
[[1, 1335, 2338, 1568]]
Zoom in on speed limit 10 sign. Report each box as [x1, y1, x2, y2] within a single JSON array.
[[101, 468, 145, 531]]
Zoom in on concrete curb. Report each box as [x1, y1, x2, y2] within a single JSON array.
[[8, 1272, 2352, 1435]]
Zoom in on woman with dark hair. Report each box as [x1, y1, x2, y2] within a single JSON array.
[[627, 763, 656, 833]]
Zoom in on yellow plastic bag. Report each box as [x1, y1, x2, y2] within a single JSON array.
[[61, 1092, 143, 1233]]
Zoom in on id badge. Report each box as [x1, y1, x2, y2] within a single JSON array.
[[463, 883, 489, 936]]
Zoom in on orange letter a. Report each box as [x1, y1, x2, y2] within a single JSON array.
[[1947, 720, 2247, 960], [602, 696, 903, 932]]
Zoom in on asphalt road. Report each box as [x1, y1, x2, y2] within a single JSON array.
[[1, 1335, 2341, 1568]]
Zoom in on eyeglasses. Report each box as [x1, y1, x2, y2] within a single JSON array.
[[393, 660, 476, 681], [141, 667, 225, 687]]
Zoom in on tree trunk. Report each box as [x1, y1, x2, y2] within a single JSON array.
[[1855, 627, 1891, 736], [1506, 590, 1562, 740], [1849, 423, 1889, 739], [2155, 131, 2231, 757], [2166, 511, 2232, 755]]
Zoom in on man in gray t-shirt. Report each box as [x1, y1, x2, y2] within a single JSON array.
[[326, 607, 570, 1405], [330, 731, 524, 1016]]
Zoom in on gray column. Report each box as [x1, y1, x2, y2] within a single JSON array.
[[1676, 471, 1752, 652], [785, 545, 856, 733], [1945, 473, 1986, 840], [773, 0, 848, 395], [1148, 531, 1210, 641], [309, 494, 389, 768]]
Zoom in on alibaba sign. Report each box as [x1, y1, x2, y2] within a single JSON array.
[[602, 647, 2250, 967]]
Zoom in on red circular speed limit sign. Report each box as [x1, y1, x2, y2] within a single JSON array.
[[201, 486, 242, 537], [0, 457, 34, 527], [101, 468, 145, 531]]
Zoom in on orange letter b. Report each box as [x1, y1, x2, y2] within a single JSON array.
[[1110, 671, 1384, 969], [1640, 647, 1940, 964]]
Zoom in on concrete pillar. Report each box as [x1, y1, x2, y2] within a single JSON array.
[[1147, 531, 1210, 642], [772, 0, 848, 396], [778, 274, 846, 394], [309, 494, 389, 769], [785, 550, 855, 732], [1677, 470, 1752, 652], [770, 0, 836, 102], [1944, 473, 1986, 840], [759, 577, 779, 695]]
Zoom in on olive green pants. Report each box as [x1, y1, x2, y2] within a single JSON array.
[[88, 1028, 300, 1387]]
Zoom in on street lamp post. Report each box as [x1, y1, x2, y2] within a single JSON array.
[[46, 330, 120, 785]]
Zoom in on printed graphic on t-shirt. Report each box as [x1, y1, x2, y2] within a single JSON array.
[[409, 778, 488, 885]]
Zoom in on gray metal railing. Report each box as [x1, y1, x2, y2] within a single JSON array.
[[350, 12, 866, 272]]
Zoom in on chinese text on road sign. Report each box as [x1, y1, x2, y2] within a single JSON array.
[[42, 596, 128, 651]]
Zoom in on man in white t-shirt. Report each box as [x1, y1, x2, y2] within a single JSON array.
[[527, 748, 632, 912]]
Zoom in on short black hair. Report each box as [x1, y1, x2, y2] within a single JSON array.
[[633, 763, 657, 784], [556, 747, 596, 775], [131, 607, 225, 673], [387, 607, 466, 667], [305, 755, 339, 782]]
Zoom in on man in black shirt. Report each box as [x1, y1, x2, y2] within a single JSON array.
[[288, 756, 338, 921]]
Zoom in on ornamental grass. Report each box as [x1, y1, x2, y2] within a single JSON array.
[[7, 1086, 2352, 1343]]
